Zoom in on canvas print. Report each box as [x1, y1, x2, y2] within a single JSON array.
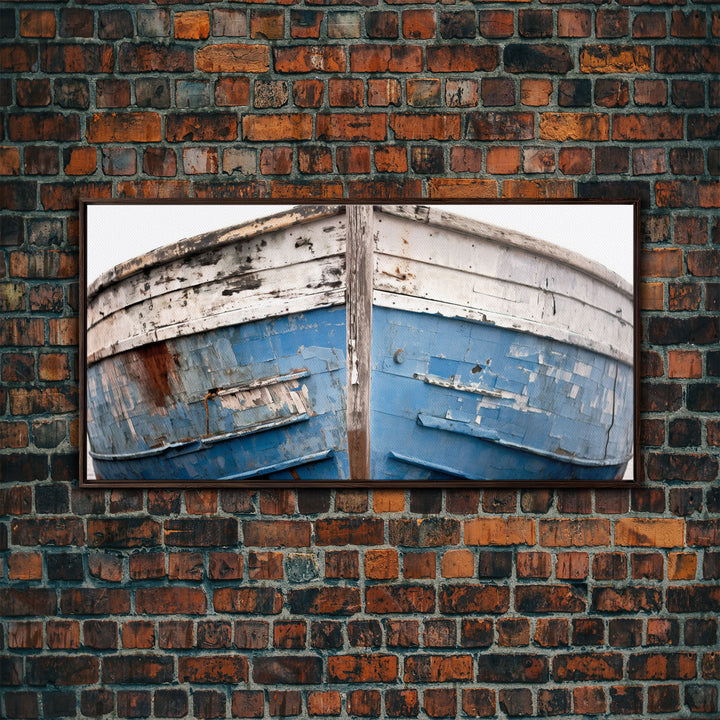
[[81, 201, 637, 486]]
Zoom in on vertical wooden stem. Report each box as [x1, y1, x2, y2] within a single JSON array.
[[346, 205, 373, 481]]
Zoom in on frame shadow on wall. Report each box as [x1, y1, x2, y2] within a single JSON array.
[[80, 199, 639, 488]]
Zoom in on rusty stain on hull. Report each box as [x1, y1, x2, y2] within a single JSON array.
[[126, 341, 179, 408]]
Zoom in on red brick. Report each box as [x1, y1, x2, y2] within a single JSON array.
[[254, 656, 322, 684], [404, 551, 436, 579], [12, 518, 83, 546], [317, 113, 386, 141], [215, 77, 250, 107], [553, 653, 623, 681], [346, 689, 380, 716], [559, 147, 592, 174], [615, 518, 684, 547], [633, 12, 666, 38], [307, 691, 341, 716], [337, 146, 371, 174], [405, 655, 473, 683], [179, 656, 247, 683], [214, 588, 282, 614], [403, 9, 435, 38], [243, 520, 310, 547], [558, 9, 591, 37], [366, 585, 434, 613], [539, 112, 609, 141], [136, 587, 206, 615], [8, 621, 43, 649], [368, 78, 401, 107], [232, 691, 264, 719], [428, 45, 498, 72], [9, 113, 80, 142], [0, 588, 57, 617], [251, 10, 284, 39], [288, 587, 360, 616], [46, 621, 78, 649], [614, 113, 684, 141], [87, 112, 161, 143], [462, 688, 496, 717], [668, 349, 702, 378], [478, 10, 514, 38], [275, 46, 345, 73], [293, 78, 324, 108], [60, 589, 130, 616], [350, 44, 422, 73], [424, 688, 456, 718], [439, 585, 510, 614]]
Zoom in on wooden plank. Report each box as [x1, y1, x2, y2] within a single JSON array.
[[346, 205, 373, 481]]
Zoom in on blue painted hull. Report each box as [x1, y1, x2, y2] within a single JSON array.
[[88, 307, 631, 482], [87, 307, 349, 481]]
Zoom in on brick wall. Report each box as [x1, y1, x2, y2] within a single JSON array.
[[1, 0, 719, 718]]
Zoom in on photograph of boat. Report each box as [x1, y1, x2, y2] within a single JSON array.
[[82, 202, 636, 485]]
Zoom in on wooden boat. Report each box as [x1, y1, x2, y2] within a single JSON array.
[[85, 205, 634, 482]]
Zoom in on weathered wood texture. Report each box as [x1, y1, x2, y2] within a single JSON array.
[[346, 205, 373, 480]]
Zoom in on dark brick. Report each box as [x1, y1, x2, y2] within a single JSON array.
[[504, 45, 573, 73], [477, 654, 549, 683], [477, 551, 512, 578], [440, 11, 476, 39], [559, 79, 592, 107], [99, 9, 133, 39], [519, 10, 553, 37], [47, 553, 83, 581]]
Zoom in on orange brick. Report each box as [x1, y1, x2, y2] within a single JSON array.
[[487, 146, 520, 174], [579, 44, 651, 73], [307, 691, 341, 716], [441, 549, 475, 578], [365, 548, 398, 579], [615, 518, 685, 548], [196, 44, 270, 73], [668, 552, 697, 580], [521, 79, 553, 106], [8, 552, 42, 580], [539, 112, 610, 141], [20, 10, 56, 38], [87, 113, 161, 143], [641, 248, 683, 277], [63, 147, 96, 175], [428, 178, 497, 199], [464, 518, 536, 546], [640, 282, 664, 310], [668, 350, 702, 378], [373, 489, 405, 513], [0, 147, 21, 175], [539, 519, 611, 547], [175, 11, 210, 40]]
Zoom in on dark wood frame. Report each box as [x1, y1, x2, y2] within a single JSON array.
[[79, 198, 641, 489]]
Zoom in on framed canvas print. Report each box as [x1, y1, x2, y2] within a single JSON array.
[[80, 200, 639, 487]]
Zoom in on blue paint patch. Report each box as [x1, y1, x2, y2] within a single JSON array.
[[370, 307, 632, 481]]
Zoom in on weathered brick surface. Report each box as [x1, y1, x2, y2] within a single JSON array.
[[1, 1, 718, 716]]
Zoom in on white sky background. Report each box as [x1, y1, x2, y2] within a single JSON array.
[[86, 203, 635, 286]]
